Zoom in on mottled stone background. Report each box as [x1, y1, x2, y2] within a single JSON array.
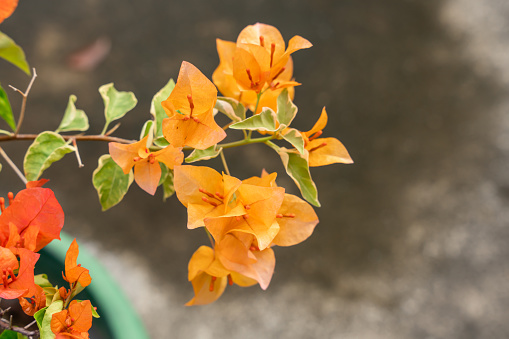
[[2, 0, 509, 338]]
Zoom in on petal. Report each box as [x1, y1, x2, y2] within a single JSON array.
[[68, 300, 93, 332], [272, 194, 319, 246], [307, 137, 354, 167], [64, 239, 91, 287], [233, 46, 268, 92], [162, 61, 217, 117], [134, 160, 162, 195], [153, 145, 184, 170], [188, 246, 215, 281], [108, 138, 147, 174], [174, 165, 223, 208], [237, 23, 286, 61], [306, 107, 328, 137], [185, 273, 227, 306]]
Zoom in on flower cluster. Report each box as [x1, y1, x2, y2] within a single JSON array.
[[0, 181, 95, 338], [108, 23, 352, 304]]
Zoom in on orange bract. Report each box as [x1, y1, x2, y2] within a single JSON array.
[[51, 300, 92, 339], [109, 136, 184, 195], [213, 23, 310, 113], [302, 108, 354, 167], [0, 0, 18, 24], [63, 239, 91, 288], [162, 61, 226, 149]]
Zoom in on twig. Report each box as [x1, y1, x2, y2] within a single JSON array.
[[0, 317, 39, 338], [0, 133, 135, 144], [24, 319, 37, 329], [219, 149, 230, 176], [9, 68, 38, 135], [0, 146, 27, 184], [105, 122, 121, 136], [72, 138, 84, 168]]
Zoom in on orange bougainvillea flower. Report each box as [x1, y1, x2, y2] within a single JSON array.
[[173, 165, 245, 229], [0, 0, 18, 24], [0, 247, 39, 299], [234, 23, 311, 92], [243, 171, 319, 247], [19, 284, 46, 316], [213, 23, 307, 113], [174, 165, 285, 250], [301, 107, 353, 167], [51, 300, 93, 339], [0, 180, 64, 252], [62, 239, 91, 288], [162, 61, 226, 149], [185, 244, 263, 306], [109, 135, 184, 195]]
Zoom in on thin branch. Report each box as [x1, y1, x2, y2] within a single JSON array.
[[72, 138, 84, 168], [0, 146, 27, 184], [9, 68, 38, 135], [0, 317, 39, 337], [105, 122, 121, 136], [0, 133, 135, 144], [24, 319, 37, 330]]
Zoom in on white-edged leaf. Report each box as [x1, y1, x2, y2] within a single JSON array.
[[150, 79, 175, 138], [99, 83, 137, 132], [229, 108, 278, 131], [24, 132, 75, 181], [276, 88, 298, 126], [281, 128, 305, 154], [215, 97, 246, 122], [279, 147, 320, 207], [185, 145, 223, 163], [56, 95, 89, 133], [92, 154, 134, 211]]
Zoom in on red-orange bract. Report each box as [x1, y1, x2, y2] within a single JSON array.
[[51, 300, 93, 339], [0, 0, 18, 24], [162, 61, 226, 149], [0, 180, 64, 252], [63, 239, 91, 288]]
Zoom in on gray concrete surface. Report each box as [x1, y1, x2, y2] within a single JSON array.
[[2, 0, 509, 338]]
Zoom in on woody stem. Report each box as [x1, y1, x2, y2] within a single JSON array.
[[0, 133, 135, 144]]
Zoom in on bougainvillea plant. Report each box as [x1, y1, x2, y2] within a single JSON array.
[[0, 1, 352, 336]]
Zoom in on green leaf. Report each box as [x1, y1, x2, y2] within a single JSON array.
[[281, 128, 305, 154], [185, 145, 223, 163], [34, 274, 52, 288], [99, 83, 137, 133], [0, 330, 18, 339], [0, 32, 30, 75], [34, 306, 48, 330], [139, 120, 154, 141], [40, 300, 63, 339], [24, 132, 75, 181], [55, 95, 89, 133], [92, 155, 134, 211], [215, 97, 246, 122], [0, 83, 15, 131], [153, 136, 170, 147], [276, 88, 298, 126], [150, 79, 175, 139], [158, 163, 175, 201], [229, 108, 278, 131], [279, 148, 320, 207]]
